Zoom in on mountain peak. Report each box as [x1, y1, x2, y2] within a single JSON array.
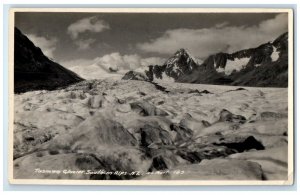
[[174, 48, 188, 55], [161, 48, 199, 79], [166, 48, 197, 65], [272, 32, 288, 51]]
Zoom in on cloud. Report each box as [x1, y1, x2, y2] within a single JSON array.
[[140, 57, 166, 66], [93, 52, 166, 71], [27, 34, 57, 58], [137, 13, 288, 59], [74, 38, 96, 50], [67, 16, 110, 39], [60, 52, 166, 80], [69, 64, 124, 80], [215, 22, 229, 28], [59, 58, 94, 68]]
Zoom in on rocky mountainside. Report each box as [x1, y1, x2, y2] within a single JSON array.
[[14, 27, 83, 93], [123, 49, 199, 82], [123, 32, 288, 87]]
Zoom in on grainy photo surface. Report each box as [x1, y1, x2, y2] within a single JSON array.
[[9, 8, 293, 185]]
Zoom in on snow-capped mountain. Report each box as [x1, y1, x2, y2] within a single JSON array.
[[179, 32, 288, 87], [164, 48, 199, 78], [123, 32, 288, 87], [122, 48, 200, 82]]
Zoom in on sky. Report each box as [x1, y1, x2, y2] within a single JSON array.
[[15, 12, 288, 79]]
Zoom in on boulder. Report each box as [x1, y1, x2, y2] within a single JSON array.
[[130, 101, 168, 116], [140, 124, 173, 147], [170, 123, 193, 143], [219, 109, 247, 124]]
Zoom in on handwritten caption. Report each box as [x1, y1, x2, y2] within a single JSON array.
[[34, 168, 184, 176]]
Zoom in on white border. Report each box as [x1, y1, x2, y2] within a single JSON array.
[[8, 7, 294, 186]]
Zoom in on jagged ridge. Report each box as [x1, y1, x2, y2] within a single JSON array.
[[123, 32, 288, 87]]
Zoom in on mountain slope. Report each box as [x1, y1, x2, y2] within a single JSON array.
[[14, 27, 83, 93], [179, 32, 288, 87], [123, 32, 288, 87]]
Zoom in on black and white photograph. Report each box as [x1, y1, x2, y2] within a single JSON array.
[[9, 8, 294, 185]]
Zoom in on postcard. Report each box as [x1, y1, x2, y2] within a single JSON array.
[[8, 8, 294, 185]]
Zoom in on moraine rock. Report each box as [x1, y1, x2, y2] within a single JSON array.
[[170, 123, 194, 143], [122, 70, 150, 81], [140, 124, 173, 148], [130, 101, 169, 116], [219, 109, 247, 124]]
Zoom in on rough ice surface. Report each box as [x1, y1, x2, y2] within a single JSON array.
[[13, 79, 288, 180]]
